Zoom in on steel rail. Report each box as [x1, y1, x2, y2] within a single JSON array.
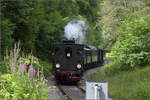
[[57, 84, 72, 100]]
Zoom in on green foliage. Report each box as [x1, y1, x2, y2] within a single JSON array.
[[112, 16, 150, 68], [39, 60, 52, 77], [103, 61, 122, 76], [91, 1, 150, 99], [76, 0, 101, 24], [1, 0, 40, 53], [131, 82, 150, 99], [22, 55, 41, 69], [1, 0, 102, 60], [98, 0, 150, 48], [21, 55, 52, 77], [85, 25, 103, 47], [0, 61, 9, 74], [0, 73, 48, 100], [35, 8, 65, 60], [0, 43, 49, 100], [1, 19, 15, 57]]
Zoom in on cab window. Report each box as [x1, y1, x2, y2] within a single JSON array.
[[65, 47, 72, 58]]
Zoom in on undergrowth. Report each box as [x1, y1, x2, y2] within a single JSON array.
[[39, 60, 52, 77], [0, 42, 49, 100]]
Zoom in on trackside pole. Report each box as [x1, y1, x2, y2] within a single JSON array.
[[94, 85, 98, 99]]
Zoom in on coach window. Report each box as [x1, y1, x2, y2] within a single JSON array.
[[87, 53, 91, 63], [65, 47, 72, 58], [92, 51, 97, 62], [90, 52, 92, 62]]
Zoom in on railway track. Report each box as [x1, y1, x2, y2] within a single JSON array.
[[47, 59, 112, 100], [57, 83, 86, 100], [77, 84, 86, 93], [55, 65, 103, 100]]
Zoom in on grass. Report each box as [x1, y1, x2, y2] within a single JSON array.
[[91, 66, 150, 100]]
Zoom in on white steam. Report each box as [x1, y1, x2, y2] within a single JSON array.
[[64, 19, 87, 43]]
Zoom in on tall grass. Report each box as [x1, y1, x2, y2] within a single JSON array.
[[91, 66, 150, 100]]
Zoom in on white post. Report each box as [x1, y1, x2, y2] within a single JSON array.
[[94, 85, 98, 100]]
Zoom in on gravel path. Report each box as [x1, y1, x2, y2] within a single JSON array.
[[60, 85, 85, 100], [46, 75, 66, 100]]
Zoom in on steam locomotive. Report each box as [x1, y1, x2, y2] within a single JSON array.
[[52, 39, 104, 82]]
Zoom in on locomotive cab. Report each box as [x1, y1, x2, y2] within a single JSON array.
[[52, 40, 84, 82]]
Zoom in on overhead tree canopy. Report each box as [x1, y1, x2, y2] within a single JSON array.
[[1, 0, 102, 60]]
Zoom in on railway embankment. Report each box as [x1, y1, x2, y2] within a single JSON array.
[[91, 65, 150, 100]]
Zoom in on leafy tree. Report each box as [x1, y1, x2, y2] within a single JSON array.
[[1, 19, 15, 58], [1, 0, 40, 53], [85, 25, 103, 47], [97, 0, 150, 49], [112, 15, 150, 68], [1, 0, 103, 60]]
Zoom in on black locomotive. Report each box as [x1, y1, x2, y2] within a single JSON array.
[[52, 39, 104, 82]]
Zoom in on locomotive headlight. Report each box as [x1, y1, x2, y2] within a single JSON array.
[[56, 64, 60, 68], [67, 53, 71, 57], [77, 64, 81, 69]]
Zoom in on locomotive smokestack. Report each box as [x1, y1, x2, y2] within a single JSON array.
[[62, 39, 75, 44]]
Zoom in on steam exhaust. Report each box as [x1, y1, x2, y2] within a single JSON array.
[[64, 19, 87, 44]]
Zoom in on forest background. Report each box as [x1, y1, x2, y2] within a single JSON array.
[[1, 0, 150, 63], [1, 0, 103, 61]]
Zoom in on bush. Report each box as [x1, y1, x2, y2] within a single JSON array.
[[17, 51, 52, 77], [111, 15, 150, 69], [0, 61, 9, 74], [103, 61, 122, 76], [0, 43, 49, 100]]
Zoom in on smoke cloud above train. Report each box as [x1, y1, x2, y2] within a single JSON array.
[[64, 19, 87, 44]]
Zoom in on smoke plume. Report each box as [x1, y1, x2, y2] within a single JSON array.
[[64, 19, 87, 44]]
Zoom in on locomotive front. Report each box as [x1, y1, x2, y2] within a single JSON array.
[[52, 40, 84, 82]]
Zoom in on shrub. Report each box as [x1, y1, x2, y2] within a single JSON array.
[[103, 60, 122, 76], [0, 43, 49, 100], [111, 15, 150, 69], [20, 54, 52, 77], [0, 61, 9, 73]]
